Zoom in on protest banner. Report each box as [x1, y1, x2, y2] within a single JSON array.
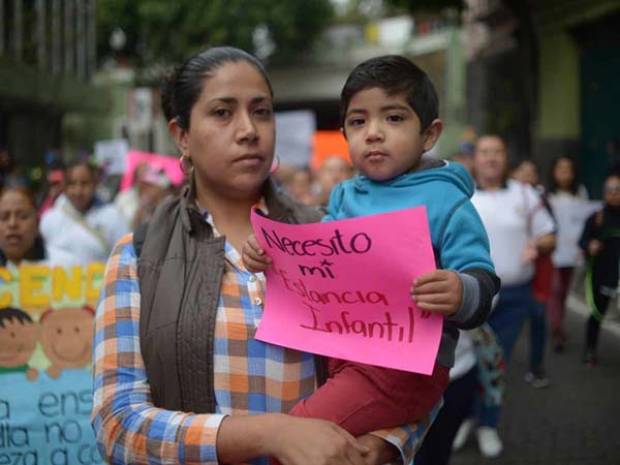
[[94, 139, 129, 176], [0, 264, 104, 465], [119, 150, 185, 192], [274, 110, 316, 167], [251, 207, 443, 375]]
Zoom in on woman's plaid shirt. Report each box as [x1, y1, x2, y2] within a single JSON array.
[[92, 229, 434, 465]]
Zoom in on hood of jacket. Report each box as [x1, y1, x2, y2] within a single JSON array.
[[351, 160, 474, 198]]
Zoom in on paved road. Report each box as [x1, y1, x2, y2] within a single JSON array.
[[451, 299, 620, 465]]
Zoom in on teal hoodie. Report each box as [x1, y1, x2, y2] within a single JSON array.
[[325, 161, 494, 273], [324, 160, 498, 367]]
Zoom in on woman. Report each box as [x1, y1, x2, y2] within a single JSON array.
[[40, 160, 128, 265], [0, 186, 45, 269], [91, 46, 422, 465], [511, 159, 555, 387], [468, 135, 555, 458], [547, 155, 591, 352]]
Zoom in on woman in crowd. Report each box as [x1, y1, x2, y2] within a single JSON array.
[[466, 135, 555, 458], [579, 172, 620, 366], [91, 46, 423, 465], [40, 160, 128, 265], [0, 186, 45, 269], [547, 155, 590, 352], [511, 159, 555, 388]]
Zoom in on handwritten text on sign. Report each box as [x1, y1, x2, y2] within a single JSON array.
[[251, 207, 442, 374]]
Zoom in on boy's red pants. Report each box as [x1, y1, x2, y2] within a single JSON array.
[[289, 358, 449, 436]]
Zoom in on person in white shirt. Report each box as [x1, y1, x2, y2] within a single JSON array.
[[469, 135, 555, 458], [40, 160, 129, 266], [547, 155, 593, 352]]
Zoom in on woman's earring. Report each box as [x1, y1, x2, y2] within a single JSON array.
[[270, 154, 280, 174], [179, 154, 192, 174]]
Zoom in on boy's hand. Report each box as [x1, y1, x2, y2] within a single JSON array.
[[410, 270, 462, 316], [242, 234, 272, 272]]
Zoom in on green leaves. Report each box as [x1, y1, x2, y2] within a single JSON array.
[[97, 0, 334, 67]]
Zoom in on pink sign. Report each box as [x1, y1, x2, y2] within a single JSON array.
[[251, 207, 443, 375], [119, 150, 185, 191]]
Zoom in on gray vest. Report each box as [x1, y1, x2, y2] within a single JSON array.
[[138, 181, 325, 413]]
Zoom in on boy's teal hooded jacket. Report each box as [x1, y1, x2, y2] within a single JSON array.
[[325, 160, 498, 367], [326, 161, 494, 273]]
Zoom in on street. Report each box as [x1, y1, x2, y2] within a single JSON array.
[[452, 297, 620, 465]]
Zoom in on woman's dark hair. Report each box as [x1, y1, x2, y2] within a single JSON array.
[[548, 155, 579, 195], [340, 55, 439, 131], [0, 185, 37, 210], [65, 158, 99, 180], [161, 46, 273, 128]]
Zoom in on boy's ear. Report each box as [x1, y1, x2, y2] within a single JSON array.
[[422, 119, 443, 151], [168, 118, 189, 158], [340, 126, 348, 141]]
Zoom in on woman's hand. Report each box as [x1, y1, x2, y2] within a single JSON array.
[[242, 234, 272, 272], [588, 239, 603, 256], [521, 240, 539, 264], [268, 415, 370, 465], [410, 270, 463, 316], [272, 417, 369, 465], [217, 413, 369, 465]]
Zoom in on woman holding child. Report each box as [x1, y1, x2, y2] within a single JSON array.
[[92, 47, 498, 465], [93, 47, 409, 465]]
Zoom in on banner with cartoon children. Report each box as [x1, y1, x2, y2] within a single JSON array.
[[0, 263, 104, 465]]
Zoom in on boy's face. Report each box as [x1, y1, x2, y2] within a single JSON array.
[[343, 88, 437, 181]]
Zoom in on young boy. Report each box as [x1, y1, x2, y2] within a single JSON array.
[[243, 55, 500, 435], [579, 173, 620, 366]]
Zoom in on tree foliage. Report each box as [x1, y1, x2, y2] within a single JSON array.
[[386, 0, 463, 14], [97, 0, 334, 67]]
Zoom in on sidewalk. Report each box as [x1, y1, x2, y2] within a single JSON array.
[[451, 295, 620, 465]]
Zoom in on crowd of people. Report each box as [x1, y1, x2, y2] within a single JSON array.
[[0, 46, 617, 465], [0, 154, 176, 268]]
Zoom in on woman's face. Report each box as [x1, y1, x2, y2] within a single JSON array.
[[0, 190, 38, 264], [65, 165, 97, 213], [176, 61, 275, 200], [513, 161, 539, 186], [604, 176, 620, 208], [553, 159, 575, 189], [474, 136, 508, 184]]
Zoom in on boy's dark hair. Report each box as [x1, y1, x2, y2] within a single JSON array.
[[0, 307, 34, 328], [161, 46, 273, 128], [340, 55, 439, 131]]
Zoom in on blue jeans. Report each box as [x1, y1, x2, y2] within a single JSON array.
[[529, 300, 547, 374], [479, 282, 537, 427]]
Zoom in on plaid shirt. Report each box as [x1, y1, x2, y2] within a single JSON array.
[[93, 215, 433, 465]]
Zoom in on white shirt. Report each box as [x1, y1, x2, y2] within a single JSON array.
[[40, 195, 129, 266], [472, 180, 555, 286], [114, 187, 140, 226], [548, 189, 599, 268]]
